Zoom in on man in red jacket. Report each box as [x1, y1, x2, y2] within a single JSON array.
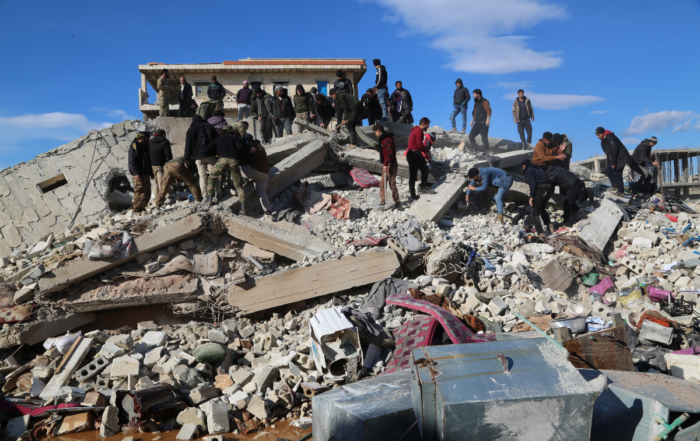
[[373, 123, 401, 210], [405, 117, 435, 200]]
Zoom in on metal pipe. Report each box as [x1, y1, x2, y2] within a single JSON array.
[[246, 255, 265, 270], [514, 312, 569, 358], [653, 412, 689, 441]]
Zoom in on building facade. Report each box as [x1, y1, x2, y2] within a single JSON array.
[[138, 58, 367, 120]]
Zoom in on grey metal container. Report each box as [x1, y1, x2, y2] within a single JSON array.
[[410, 339, 603, 441], [312, 369, 420, 441]]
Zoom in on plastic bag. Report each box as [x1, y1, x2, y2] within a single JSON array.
[[44, 331, 82, 354], [87, 232, 133, 260]]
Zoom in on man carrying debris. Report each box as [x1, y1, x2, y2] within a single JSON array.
[[330, 88, 362, 149], [207, 75, 226, 113], [154, 156, 202, 206], [207, 110, 228, 133], [373, 59, 389, 121], [148, 129, 173, 201], [271, 86, 296, 138], [241, 137, 274, 217], [596, 126, 642, 196], [314, 93, 336, 129], [292, 84, 313, 123], [406, 117, 436, 200], [361, 88, 383, 126], [373, 123, 400, 210], [236, 80, 253, 120], [389, 81, 414, 124], [157, 69, 170, 117], [532, 132, 566, 171], [468, 89, 491, 151], [128, 132, 154, 213], [546, 165, 587, 226], [449, 79, 470, 134], [177, 76, 196, 117], [522, 159, 555, 237], [184, 115, 219, 199], [631, 136, 659, 194], [512, 89, 534, 147], [203, 123, 252, 211], [196, 99, 214, 120], [251, 88, 274, 144], [465, 166, 513, 223], [333, 70, 354, 123]]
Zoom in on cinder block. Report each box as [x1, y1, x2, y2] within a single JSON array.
[[75, 357, 109, 383]]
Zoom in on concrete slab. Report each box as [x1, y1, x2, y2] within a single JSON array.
[[228, 249, 400, 314], [579, 198, 625, 252], [265, 140, 328, 203], [38, 214, 206, 295], [407, 174, 468, 222]]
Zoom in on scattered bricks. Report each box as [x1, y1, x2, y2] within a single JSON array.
[[176, 408, 207, 432], [675, 276, 692, 289], [592, 301, 613, 320], [487, 297, 508, 316], [144, 347, 165, 367], [668, 271, 683, 284], [57, 412, 94, 435], [189, 385, 218, 405], [137, 321, 158, 331], [214, 374, 234, 390], [436, 284, 451, 296], [243, 382, 258, 394], [106, 334, 134, 351], [110, 355, 140, 378], [632, 237, 653, 249], [176, 423, 199, 441], [231, 368, 254, 386], [100, 406, 120, 438], [97, 342, 125, 360], [177, 352, 197, 366], [75, 357, 109, 383], [156, 250, 170, 263], [82, 391, 107, 407], [192, 343, 226, 363], [246, 395, 270, 420], [252, 364, 278, 393], [620, 258, 643, 275], [175, 368, 204, 389], [31, 365, 54, 381], [179, 240, 195, 250], [95, 377, 110, 390], [201, 400, 229, 435], [239, 324, 256, 339], [13, 284, 36, 305], [208, 329, 227, 344]]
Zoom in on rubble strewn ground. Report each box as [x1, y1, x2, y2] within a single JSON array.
[[2, 119, 700, 439]]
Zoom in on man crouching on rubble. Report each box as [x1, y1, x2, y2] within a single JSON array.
[[373, 122, 401, 210], [154, 156, 202, 207], [522, 159, 555, 237], [128, 132, 154, 213], [465, 167, 513, 223]]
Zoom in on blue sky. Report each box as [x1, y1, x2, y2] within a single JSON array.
[[0, 0, 699, 170]]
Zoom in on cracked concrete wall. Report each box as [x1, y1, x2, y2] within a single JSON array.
[[0, 119, 155, 257]]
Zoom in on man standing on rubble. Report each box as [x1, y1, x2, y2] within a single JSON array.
[[207, 75, 226, 113], [149, 129, 172, 201], [251, 88, 274, 144], [522, 159, 555, 237], [314, 93, 336, 129], [157, 69, 170, 117], [596, 126, 641, 196], [236, 80, 253, 120], [373, 122, 400, 210], [177, 76, 196, 117], [449, 79, 470, 134], [184, 115, 219, 199], [128, 132, 154, 213], [241, 137, 274, 217], [271, 86, 296, 138], [361, 88, 383, 126], [512, 89, 534, 146], [330, 88, 362, 149], [389, 81, 414, 124], [154, 156, 202, 207], [333, 70, 354, 124], [465, 167, 513, 223], [546, 165, 587, 226], [406, 117, 436, 200], [203, 123, 252, 213], [532, 132, 566, 170], [468, 89, 491, 151], [373, 59, 389, 121], [631, 136, 659, 194], [293, 85, 313, 123]]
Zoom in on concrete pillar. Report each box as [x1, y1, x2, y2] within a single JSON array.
[[683, 155, 690, 198], [674, 159, 680, 183], [594, 159, 601, 173]]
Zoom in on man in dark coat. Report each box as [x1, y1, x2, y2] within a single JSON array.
[[177, 77, 197, 117], [128, 132, 154, 213], [547, 166, 587, 226], [185, 115, 219, 197], [389, 81, 414, 124], [449, 79, 470, 134], [361, 88, 383, 126], [207, 75, 226, 113], [596, 127, 646, 196], [148, 129, 172, 200], [251, 88, 274, 144], [631, 136, 659, 194], [314, 94, 336, 129], [333, 69, 354, 123], [522, 159, 554, 236], [330, 88, 362, 148]]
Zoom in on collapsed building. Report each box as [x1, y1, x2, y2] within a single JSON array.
[[1, 117, 700, 441]]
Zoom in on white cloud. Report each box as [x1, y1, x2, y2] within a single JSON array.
[[495, 81, 533, 91], [625, 110, 699, 135], [367, 0, 567, 74], [91, 107, 137, 121], [590, 110, 607, 114], [621, 137, 641, 146], [502, 91, 603, 110], [0, 112, 111, 132]]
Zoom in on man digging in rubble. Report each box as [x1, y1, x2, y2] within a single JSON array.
[[468, 89, 491, 151], [203, 123, 252, 213], [522, 159, 555, 237], [333, 69, 354, 124], [157, 69, 170, 117], [465, 166, 513, 223], [373, 122, 400, 210], [330, 87, 362, 149], [405, 117, 436, 200], [546, 165, 587, 226], [128, 132, 154, 213], [314, 93, 335, 129], [154, 156, 202, 207], [631, 136, 659, 195], [251, 87, 274, 144], [532, 131, 566, 171], [596, 126, 646, 196]]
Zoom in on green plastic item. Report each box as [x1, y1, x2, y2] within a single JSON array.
[[192, 342, 226, 363], [581, 273, 600, 287]]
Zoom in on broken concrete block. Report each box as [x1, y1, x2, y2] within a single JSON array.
[[142, 331, 168, 347], [242, 382, 258, 394], [176, 423, 199, 441], [175, 368, 204, 390], [135, 376, 155, 390], [30, 378, 46, 398], [144, 347, 165, 367], [579, 198, 625, 252], [106, 334, 134, 351], [231, 368, 254, 386], [3, 415, 30, 440], [675, 276, 692, 289], [201, 400, 229, 435], [57, 412, 94, 435], [176, 408, 207, 432], [13, 285, 35, 305], [100, 406, 120, 438], [179, 240, 195, 250], [487, 297, 508, 316], [207, 329, 227, 344], [242, 244, 276, 263], [239, 324, 256, 339], [110, 355, 140, 378], [156, 250, 170, 263], [177, 351, 196, 366], [189, 385, 217, 405], [75, 356, 109, 383], [246, 395, 270, 420], [632, 237, 653, 249], [82, 391, 107, 407], [252, 365, 279, 393], [144, 262, 160, 274], [214, 374, 233, 390]]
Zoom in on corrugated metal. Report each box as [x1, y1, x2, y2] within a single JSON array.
[[310, 308, 353, 338]]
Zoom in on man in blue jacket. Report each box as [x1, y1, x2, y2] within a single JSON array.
[[522, 159, 555, 236], [465, 167, 513, 223]]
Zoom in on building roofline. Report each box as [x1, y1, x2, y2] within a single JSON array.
[[140, 58, 366, 70]]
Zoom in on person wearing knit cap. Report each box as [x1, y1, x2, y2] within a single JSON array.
[[512, 89, 534, 147], [532, 131, 566, 170], [595, 126, 639, 196], [469, 89, 491, 151], [373, 59, 389, 121], [449, 79, 470, 134], [631, 136, 659, 194], [333, 70, 354, 124], [522, 159, 555, 236]]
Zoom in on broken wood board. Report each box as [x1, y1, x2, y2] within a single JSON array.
[[38, 215, 206, 296], [39, 337, 93, 400], [562, 326, 634, 372], [579, 198, 625, 252], [221, 214, 333, 262], [121, 253, 218, 278], [407, 174, 468, 222], [228, 249, 400, 314], [65, 275, 199, 313]]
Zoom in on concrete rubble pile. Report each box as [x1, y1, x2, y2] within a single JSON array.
[[2, 118, 700, 440]]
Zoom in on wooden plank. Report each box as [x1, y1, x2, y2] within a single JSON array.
[[407, 174, 468, 222], [562, 326, 634, 371], [40, 337, 94, 400], [228, 250, 400, 314]]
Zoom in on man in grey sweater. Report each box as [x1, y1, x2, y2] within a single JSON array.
[[449, 79, 470, 134]]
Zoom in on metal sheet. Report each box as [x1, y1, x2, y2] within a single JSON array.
[[579, 198, 626, 252]]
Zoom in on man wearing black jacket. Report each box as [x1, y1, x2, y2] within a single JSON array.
[[333, 70, 354, 123], [631, 137, 658, 194], [596, 126, 646, 196], [522, 159, 554, 236], [330, 88, 362, 148], [389, 81, 414, 124], [361, 88, 383, 126], [449, 79, 470, 134], [185, 115, 219, 198], [128, 132, 154, 213], [373, 59, 389, 121], [547, 166, 587, 226], [251, 88, 274, 144], [207, 75, 226, 113], [314, 94, 335, 129], [148, 129, 172, 200], [271, 86, 296, 137], [177, 77, 196, 117]]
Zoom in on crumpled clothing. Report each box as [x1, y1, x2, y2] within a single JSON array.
[[328, 194, 351, 220], [294, 182, 332, 214], [364, 277, 412, 309], [341, 305, 394, 348], [394, 219, 429, 253]]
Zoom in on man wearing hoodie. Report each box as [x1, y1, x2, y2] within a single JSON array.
[[203, 123, 253, 212], [373, 122, 400, 210], [469, 89, 491, 151], [155, 156, 202, 207], [373, 59, 389, 121], [449, 79, 470, 134], [128, 132, 154, 213], [184, 115, 219, 198], [236, 80, 253, 120], [631, 136, 658, 194], [546, 165, 587, 226], [596, 126, 641, 196], [314, 93, 336, 129], [361, 88, 383, 126], [333, 70, 354, 123], [148, 129, 173, 200], [330, 88, 362, 148], [293, 85, 313, 122], [207, 75, 226, 113], [251, 88, 274, 144], [512, 89, 535, 146], [271, 86, 296, 137], [406, 117, 435, 199], [533, 132, 567, 170], [207, 110, 228, 133], [389, 81, 414, 124], [522, 159, 554, 236]]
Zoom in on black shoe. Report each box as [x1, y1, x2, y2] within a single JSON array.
[[420, 186, 436, 195], [391, 202, 403, 210], [239, 207, 249, 216], [409, 194, 420, 201]]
